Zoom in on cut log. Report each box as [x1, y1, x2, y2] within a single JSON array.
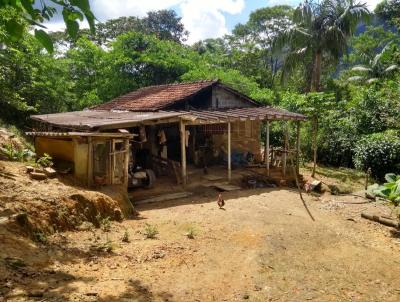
[[361, 212, 399, 228], [30, 172, 47, 180]]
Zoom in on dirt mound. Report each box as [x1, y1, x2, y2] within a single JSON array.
[[0, 160, 125, 236], [0, 128, 26, 159]]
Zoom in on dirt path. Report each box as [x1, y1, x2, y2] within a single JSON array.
[[2, 188, 400, 301]]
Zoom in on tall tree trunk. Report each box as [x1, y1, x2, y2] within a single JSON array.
[[311, 51, 321, 177], [311, 115, 318, 177]]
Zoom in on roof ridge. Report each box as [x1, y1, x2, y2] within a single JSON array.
[[139, 79, 218, 90]]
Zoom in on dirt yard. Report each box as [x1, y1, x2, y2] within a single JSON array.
[[2, 172, 400, 302]]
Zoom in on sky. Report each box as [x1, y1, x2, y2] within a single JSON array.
[[44, 0, 383, 44]]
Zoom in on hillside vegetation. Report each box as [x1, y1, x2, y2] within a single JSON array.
[[0, 1, 399, 178]]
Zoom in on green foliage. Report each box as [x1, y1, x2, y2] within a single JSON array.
[[372, 173, 400, 206], [143, 223, 158, 239], [0, 0, 95, 52], [36, 153, 53, 168], [353, 131, 400, 180], [185, 226, 196, 239], [32, 230, 47, 244], [0, 143, 31, 162], [274, 0, 370, 91], [122, 230, 130, 243], [97, 215, 111, 232]]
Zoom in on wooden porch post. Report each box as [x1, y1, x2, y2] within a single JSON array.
[[283, 121, 288, 177], [124, 138, 130, 188], [264, 120, 270, 176], [180, 119, 187, 186], [228, 122, 232, 182], [87, 137, 93, 187], [296, 121, 300, 175]]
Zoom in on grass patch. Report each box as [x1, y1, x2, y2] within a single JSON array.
[[143, 223, 158, 239], [301, 164, 368, 193]]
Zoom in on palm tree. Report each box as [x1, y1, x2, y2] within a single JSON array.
[[349, 42, 398, 84], [274, 0, 370, 176]]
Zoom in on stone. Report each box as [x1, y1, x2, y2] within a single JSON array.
[[25, 166, 34, 173], [30, 172, 47, 180], [28, 290, 44, 297], [43, 167, 57, 178], [113, 208, 123, 222]]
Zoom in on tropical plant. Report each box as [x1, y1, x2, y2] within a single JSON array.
[[371, 173, 400, 206], [274, 0, 370, 92], [36, 153, 53, 167], [349, 42, 399, 84]]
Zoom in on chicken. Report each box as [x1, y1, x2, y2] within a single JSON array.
[[217, 193, 225, 209]]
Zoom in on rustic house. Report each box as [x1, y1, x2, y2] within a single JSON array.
[[28, 80, 306, 193]]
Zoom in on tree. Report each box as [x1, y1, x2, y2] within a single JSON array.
[[375, 0, 400, 28], [274, 0, 370, 176], [0, 0, 95, 52], [349, 42, 399, 84]]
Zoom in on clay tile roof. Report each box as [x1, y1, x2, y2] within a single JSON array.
[[93, 80, 218, 112]]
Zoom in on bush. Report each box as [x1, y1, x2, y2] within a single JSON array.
[[353, 131, 400, 180]]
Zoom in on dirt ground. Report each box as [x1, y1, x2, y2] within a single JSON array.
[[2, 170, 400, 302]]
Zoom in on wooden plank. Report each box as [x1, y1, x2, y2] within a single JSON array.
[[124, 138, 130, 188], [214, 183, 241, 191], [228, 122, 232, 182], [296, 121, 300, 175], [265, 120, 270, 176], [134, 192, 193, 205], [202, 174, 224, 181]]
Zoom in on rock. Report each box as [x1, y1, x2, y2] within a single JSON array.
[[30, 172, 47, 180], [85, 292, 98, 296], [14, 212, 29, 227], [320, 183, 330, 193], [28, 290, 44, 297], [77, 221, 94, 231], [44, 167, 57, 178], [25, 166, 34, 173], [242, 293, 250, 300], [113, 208, 123, 222]]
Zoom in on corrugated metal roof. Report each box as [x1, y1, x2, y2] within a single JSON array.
[[31, 110, 184, 130], [25, 131, 134, 138], [185, 107, 307, 123], [31, 107, 306, 131], [92, 80, 219, 111]]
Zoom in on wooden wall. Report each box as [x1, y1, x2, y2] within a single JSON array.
[[211, 86, 255, 109], [211, 120, 262, 162], [35, 137, 74, 162]]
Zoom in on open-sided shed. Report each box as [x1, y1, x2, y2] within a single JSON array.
[[29, 80, 307, 190]]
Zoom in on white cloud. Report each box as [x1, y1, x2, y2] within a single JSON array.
[[43, 0, 245, 44], [90, 0, 183, 20], [181, 0, 245, 44]]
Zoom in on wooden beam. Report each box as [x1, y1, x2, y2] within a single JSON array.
[[87, 137, 93, 187], [228, 122, 232, 182], [283, 122, 288, 177], [124, 138, 130, 189], [265, 120, 270, 176], [179, 119, 187, 186], [296, 121, 300, 175]]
